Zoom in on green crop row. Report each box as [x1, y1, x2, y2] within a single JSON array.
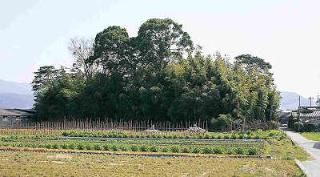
[[0, 137, 265, 155], [0, 142, 260, 155], [0, 129, 285, 141], [61, 129, 285, 140]]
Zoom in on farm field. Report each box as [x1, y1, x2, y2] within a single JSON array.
[[0, 151, 304, 177], [301, 132, 320, 141], [0, 129, 309, 176]]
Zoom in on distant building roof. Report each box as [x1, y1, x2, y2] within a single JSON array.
[[0, 109, 20, 116], [300, 110, 320, 118], [292, 108, 320, 124], [0, 108, 34, 117]]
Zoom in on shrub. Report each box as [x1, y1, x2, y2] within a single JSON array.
[[140, 145, 148, 152], [293, 122, 304, 132], [226, 148, 234, 154], [210, 114, 232, 131], [202, 147, 212, 154], [68, 144, 75, 149], [303, 123, 317, 132], [170, 146, 180, 153], [94, 144, 102, 150], [111, 145, 118, 151], [161, 147, 169, 153], [52, 144, 59, 149], [267, 121, 280, 129], [210, 135, 216, 139], [248, 148, 258, 155], [120, 146, 128, 151], [192, 147, 200, 153], [103, 145, 109, 151], [223, 135, 230, 139], [231, 134, 238, 139], [234, 148, 244, 155], [86, 144, 92, 150], [150, 146, 159, 152], [181, 147, 190, 153], [78, 144, 84, 150], [268, 132, 275, 137], [212, 147, 224, 154], [61, 144, 68, 149], [130, 145, 138, 152]]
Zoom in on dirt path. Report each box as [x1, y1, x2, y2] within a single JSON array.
[[284, 130, 320, 177]]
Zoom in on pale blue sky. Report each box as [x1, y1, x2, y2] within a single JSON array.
[[1, 0, 320, 97]]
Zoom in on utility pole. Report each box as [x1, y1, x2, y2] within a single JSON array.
[[298, 96, 301, 120], [308, 97, 313, 107]]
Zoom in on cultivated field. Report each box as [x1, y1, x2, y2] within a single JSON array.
[[0, 151, 304, 177], [0, 129, 309, 177]]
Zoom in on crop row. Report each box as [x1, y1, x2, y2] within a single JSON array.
[[0, 135, 264, 149], [0, 129, 285, 141], [62, 130, 267, 140], [0, 142, 260, 155]]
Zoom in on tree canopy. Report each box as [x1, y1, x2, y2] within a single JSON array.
[[32, 18, 280, 130]]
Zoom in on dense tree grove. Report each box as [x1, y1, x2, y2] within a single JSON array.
[[32, 18, 280, 130]]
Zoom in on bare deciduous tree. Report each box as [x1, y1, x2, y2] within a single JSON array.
[[68, 37, 95, 79]]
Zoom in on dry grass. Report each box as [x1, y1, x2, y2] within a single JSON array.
[[264, 137, 310, 161], [0, 151, 304, 177]]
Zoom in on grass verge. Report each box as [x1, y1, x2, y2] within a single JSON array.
[[301, 132, 320, 141]]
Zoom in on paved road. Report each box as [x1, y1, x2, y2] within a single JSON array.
[[284, 130, 320, 177]]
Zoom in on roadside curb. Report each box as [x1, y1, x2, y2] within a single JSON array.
[[295, 159, 311, 177]]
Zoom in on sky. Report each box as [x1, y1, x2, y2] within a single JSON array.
[[1, 0, 320, 98]]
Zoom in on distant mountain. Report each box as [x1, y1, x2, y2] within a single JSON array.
[[0, 80, 34, 109], [0, 80, 32, 94], [280, 91, 315, 110], [0, 93, 34, 109]]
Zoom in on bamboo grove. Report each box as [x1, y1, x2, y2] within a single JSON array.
[[32, 18, 280, 130]]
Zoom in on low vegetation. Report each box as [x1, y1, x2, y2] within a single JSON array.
[[0, 151, 304, 177], [0, 134, 264, 156], [0, 129, 309, 176], [61, 129, 283, 140], [0, 129, 309, 160], [301, 132, 320, 141]]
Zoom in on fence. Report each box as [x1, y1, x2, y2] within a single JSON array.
[[1, 119, 208, 131]]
